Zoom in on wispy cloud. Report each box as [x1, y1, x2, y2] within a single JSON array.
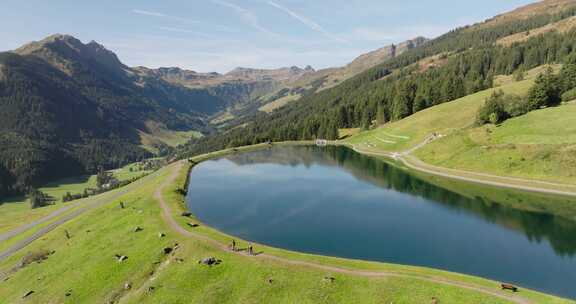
[[267, 1, 347, 43], [131, 9, 199, 24], [350, 17, 476, 42], [132, 9, 166, 18], [158, 27, 213, 38], [211, 0, 279, 37]]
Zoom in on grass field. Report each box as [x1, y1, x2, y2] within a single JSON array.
[[0, 162, 153, 234], [0, 154, 570, 303], [415, 102, 576, 184]]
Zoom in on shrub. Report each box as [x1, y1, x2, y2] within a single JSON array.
[[561, 87, 576, 102], [29, 189, 50, 209], [477, 91, 509, 125], [503, 94, 530, 117]]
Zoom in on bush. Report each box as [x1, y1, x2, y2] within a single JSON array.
[[477, 91, 509, 125], [29, 189, 50, 209], [561, 87, 576, 102], [503, 94, 530, 117]]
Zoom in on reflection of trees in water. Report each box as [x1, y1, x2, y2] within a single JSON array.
[[327, 146, 576, 257], [227, 145, 576, 257]]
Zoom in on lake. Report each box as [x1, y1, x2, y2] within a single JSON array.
[[186, 145, 576, 299]]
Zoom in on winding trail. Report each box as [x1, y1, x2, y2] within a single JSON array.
[[350, 139, 576, 198], [155, 161, 532, 304]]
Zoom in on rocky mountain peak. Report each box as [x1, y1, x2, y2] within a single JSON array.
[[15, 34, 126, 75]]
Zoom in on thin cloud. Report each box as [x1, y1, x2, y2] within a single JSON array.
[[211, 0, 279, 37], [132, 9, 166, 17], [131, 9, 199, 24], [267, 1, 347, 43], [158, 27, 213, 38]]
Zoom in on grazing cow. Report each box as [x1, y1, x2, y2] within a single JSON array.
[[501, 283, 518, 292]]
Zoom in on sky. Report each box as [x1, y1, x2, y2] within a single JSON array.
[[0, 0, 534, 73]]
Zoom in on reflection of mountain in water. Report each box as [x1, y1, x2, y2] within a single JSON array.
[[225, 146, 576, 256]]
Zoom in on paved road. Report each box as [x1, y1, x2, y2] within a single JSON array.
[[155, 161, 532, 304]]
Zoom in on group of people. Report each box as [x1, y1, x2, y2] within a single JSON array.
[[230, 239, 255, 256]]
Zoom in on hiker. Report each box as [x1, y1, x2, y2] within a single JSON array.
[[248, 243, 254, 256], [231, 239, 236, 252]]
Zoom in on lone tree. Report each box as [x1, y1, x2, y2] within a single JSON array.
[[29, 189, 49, 209]]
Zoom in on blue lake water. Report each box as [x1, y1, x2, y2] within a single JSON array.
[[186, 146, 576, 299]]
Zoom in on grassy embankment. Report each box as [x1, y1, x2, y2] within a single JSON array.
[[415, 102, 576, 185], [0, 146, 571, 303]]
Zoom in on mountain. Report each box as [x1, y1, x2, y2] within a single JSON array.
[[0, 34, 233, 196], [141, 38, 428, 121], [180, 0, 576, 157], [137, 65, 317, 125], [345, 37, 429, 76], [257, 37, 429, 113]]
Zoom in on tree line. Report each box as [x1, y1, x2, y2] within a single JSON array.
[[478, 57, 576, 125]]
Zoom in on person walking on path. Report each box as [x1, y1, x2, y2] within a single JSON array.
[[248, 243, 254, 256], [231, 239, 236, 252]]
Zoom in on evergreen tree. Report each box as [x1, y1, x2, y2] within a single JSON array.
[[559, 61, 576, 92], [527, 68, 561, 110], [376, 103, 387, 125]]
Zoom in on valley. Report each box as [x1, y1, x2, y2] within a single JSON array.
[[2, 0, 576, 303]]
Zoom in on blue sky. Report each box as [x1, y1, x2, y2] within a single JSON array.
[[1, 0, 533, 73]]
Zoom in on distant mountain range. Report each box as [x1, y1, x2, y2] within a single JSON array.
[[0, 33, 425, 196]]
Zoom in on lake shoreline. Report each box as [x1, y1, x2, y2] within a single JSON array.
[[182, 144, 576, 301]]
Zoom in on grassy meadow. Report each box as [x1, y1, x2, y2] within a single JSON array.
[[415, 102, 576, 184], [0, 162, 153, 235]]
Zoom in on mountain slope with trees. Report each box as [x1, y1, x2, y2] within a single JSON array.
[[179, 0, 576, 158], [0, 35, 229, 197]]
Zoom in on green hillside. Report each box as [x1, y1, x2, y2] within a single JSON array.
[[0, 35, 224, 197], [345, 77, 535, 153], [415, 102, 576, 184]]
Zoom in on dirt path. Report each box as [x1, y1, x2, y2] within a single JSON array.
[[0, 171, 160, 262], [351, 143, 576, 198], [155, 161, 532, 304]]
